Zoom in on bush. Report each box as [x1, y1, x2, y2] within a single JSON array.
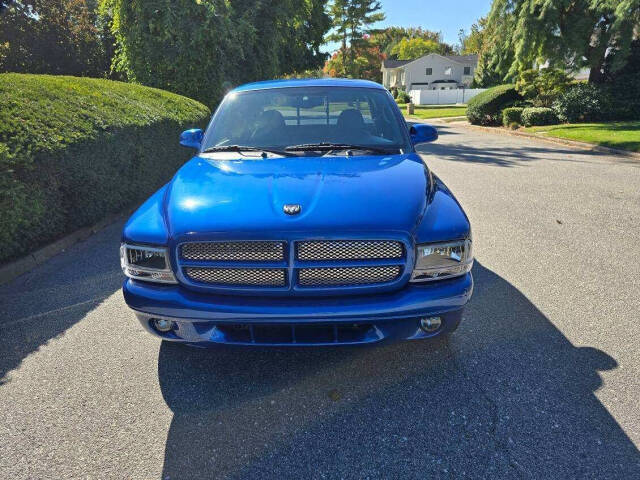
[[605, 73, 640, 121], [521, 107, 559, 127], [466, 84, 522, 126], [502, 107, 524, 127], [396, 90, 411, 103], [0, 74, 210, 264], [515, 68, 572, 107], [552, 83, 610, 123]]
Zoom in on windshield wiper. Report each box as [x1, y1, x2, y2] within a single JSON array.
[[201, 145, 296, 157], [284, 143, 396, 155]]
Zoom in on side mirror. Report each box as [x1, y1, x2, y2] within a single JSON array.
[[179, 128, 204, 149], [409, 124, 438, 144]]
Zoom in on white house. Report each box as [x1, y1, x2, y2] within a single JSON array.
[[381, 53, 479, 92]]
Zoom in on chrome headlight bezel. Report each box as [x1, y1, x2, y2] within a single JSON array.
[[120, 243, 177, 284], [410, 238, 473, 283]]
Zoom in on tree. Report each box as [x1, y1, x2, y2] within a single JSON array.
[[515, 68, 571, 106], [325, 0, 385, 77], [0, 0, 111, 76], [101, 0, 330, 106], [324, 36, 384, 81], [478, 0, 640, 85], [472, 3, 518, 86], [390, 37, 440, 60], [370, 26, 453, 58], [458, 17, 487, 54]]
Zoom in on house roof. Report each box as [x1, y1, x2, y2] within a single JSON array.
[[382, 59, 412, 69], [443, 54, 479, 64], [382, 53, 478, 69]]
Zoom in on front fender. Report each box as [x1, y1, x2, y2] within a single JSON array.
[[413, 175, 471, 243], [122, 184, 170, 245]]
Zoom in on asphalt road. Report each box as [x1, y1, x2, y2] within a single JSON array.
[[1, 124, 639, 479]]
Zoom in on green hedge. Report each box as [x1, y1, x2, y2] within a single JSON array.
[[521, 107, 559, 127], [502, 107, 525, 127], [553, 76, 640, 123], [0, 74, 210, 263], [466, 84, 522, 126]]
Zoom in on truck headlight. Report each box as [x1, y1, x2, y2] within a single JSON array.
[[410, 239, 473, 283], [120, 243, 177, 284]]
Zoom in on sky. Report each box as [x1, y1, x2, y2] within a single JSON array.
[[323, 0, 493, 53]]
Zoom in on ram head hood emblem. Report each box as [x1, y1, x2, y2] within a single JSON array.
[[283, 204, 301, 215]]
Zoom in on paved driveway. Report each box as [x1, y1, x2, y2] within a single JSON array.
[[1, 124, 639, 479]]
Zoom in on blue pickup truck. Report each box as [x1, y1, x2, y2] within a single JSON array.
[[120, 79, 473, 347]]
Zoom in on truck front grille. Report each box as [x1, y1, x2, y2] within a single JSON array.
[[184, 267, 286, 287], [181, 241, 285, 261], [297, 240, 403, 261], [177, 239, 407, 294], [298, 266, 402, 287]]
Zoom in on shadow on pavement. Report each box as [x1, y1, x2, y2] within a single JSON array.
[[409, 123, 612, 168], [158, 262, 640, 479], [0, 221, 124, 385]]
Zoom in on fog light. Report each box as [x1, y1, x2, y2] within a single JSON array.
[[420, 316, 442, 332], [153, 318, 174, 332]]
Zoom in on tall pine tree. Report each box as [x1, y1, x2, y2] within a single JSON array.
[[325, 0, 384, 77]]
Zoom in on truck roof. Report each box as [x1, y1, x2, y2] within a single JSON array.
[[231, 78, 385, 93]]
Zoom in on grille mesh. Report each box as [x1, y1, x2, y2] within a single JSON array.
[[181, 241, 285, 261], [297, 240, 403, 261], [185, 267, 286, 287], [298, 266, 401, 287]]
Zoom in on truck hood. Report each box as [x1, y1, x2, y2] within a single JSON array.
[[164, 153, 429, 240]]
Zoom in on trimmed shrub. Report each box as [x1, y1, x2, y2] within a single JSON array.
[[552, 83, 610, 123], [521, 107, 559, 127], [0, 74, 210, 263], [502, 107, 524, 127], [396, 90, 411, 103], [466, 84, 522, 126]]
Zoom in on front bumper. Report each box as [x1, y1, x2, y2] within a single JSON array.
[[123, 273, 473, 346]]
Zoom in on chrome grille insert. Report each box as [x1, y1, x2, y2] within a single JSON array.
[[297, 240, 403, 261], [181, 241, 285, 261], [184, 267, 286, 287], [298, 266, 402, 287]]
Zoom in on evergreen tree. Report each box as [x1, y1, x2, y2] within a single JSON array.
[[325, 0, 384, 77]]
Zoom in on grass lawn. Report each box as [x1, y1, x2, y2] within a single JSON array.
[[524, 122, 640, 152], [397, 104, 467, 119]]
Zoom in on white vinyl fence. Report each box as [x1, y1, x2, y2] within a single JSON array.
[[409, 88, 486, 105]]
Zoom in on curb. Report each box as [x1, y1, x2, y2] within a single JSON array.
[[460, 123, 640, 160], [0, 211, 128, 286]]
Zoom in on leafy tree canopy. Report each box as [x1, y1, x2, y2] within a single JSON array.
[[101, 0, 331, 107], [515, 68, 571, 106], [458, 17, 487, 55], [324, 38, 384, 81], [390, 37, 441, 60], [369, 26, 452, 57], [0, 0, 112, 76]]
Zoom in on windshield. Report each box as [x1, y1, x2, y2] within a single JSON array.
[[201, 86, 410, 153]]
